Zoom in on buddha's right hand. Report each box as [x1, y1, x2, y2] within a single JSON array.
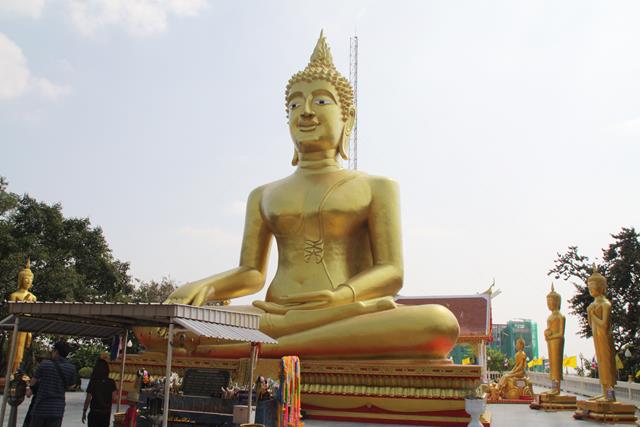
[[164, 279, 213, 306]]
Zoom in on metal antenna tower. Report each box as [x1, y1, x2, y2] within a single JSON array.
[[348, 35, 359, 170]]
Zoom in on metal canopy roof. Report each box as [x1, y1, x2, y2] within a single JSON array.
[[0, 314, 122, 338], [0, 301, 276, 344], [174, 318, 276, 344]]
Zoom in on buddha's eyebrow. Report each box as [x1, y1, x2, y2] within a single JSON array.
[[287, 91, 303, 103], [312, 89, 337, 102]]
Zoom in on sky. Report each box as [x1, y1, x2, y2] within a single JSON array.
[[1, 0, 639, 361]]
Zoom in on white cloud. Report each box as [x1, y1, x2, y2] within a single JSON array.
[[0, 0, 46, 19], [0, 33, 30, 99], [0, 33, 69, 100], [33, 77, 71, 98], [67, 0, 208, 36]]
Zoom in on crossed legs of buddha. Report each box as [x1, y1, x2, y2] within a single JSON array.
[[195, 300, 460, 359]]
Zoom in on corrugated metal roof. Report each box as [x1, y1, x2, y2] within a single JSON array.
[[174, 318, 277, 344], [0, 302, 277, 343], [0, 315, 122, 338], [5, 301, 260, 329]]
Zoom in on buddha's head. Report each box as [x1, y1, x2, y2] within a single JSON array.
[[18, 258, 34, 291], [587, 264, 607, 297], [546, 283, 561, 311], [286, 31, 355, 165], [516, 337, 525, 351]]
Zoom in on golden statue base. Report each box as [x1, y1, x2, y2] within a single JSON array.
[[300, 359, 490, 426], [529, 393, 577, 411], [573, 400, 637, 423], [113, 355, 491, 426]]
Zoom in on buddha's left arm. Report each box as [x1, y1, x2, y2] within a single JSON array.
[[344, 177, 403, 301]]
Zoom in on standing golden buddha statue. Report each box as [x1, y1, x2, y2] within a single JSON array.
[[530, 284, 576, 410], [544, 284, 565, 394], [586, 266, 617, 401], [159, 31, 460, 360], [574, 266, 637, 422], [8, 259, 37, 373]]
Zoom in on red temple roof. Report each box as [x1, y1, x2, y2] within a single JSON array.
[[396, 294, 491, 342]]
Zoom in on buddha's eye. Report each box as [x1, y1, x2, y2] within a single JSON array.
[[314, 98, 333, 106], [289, 102, 300, 111]]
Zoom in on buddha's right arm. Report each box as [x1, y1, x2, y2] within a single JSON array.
[[165, 186, 272, 306]]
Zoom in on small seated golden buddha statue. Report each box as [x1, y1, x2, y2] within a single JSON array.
[[8, 259, 37, 373], [157, 31, 460, 360], [495, 338, 533, 400]]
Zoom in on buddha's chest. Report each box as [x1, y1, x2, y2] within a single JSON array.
[[261, 174, 371, 238]]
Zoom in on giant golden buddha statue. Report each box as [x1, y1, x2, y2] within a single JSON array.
[[8, 259, 37, 373], [162, 32, 459, 359]]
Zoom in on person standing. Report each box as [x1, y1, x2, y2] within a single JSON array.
[[82, 358, 117, 427], [28, 341, 76, 427]]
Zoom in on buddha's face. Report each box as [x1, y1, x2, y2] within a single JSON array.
[[547, 296, 560, 311], [516, 340, 524, 351], [588, 281, 604, 297], [20, 274, 33, 290], [287, 79, 346, 156]]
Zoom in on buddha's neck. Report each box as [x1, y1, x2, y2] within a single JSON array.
[[297, 150, 342, 172]]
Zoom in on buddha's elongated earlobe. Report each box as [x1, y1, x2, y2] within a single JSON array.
[[338, 108, 355, 161], [339, 127, 350, 161], [291, 148, 299, 166]]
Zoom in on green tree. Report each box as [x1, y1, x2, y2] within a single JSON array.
[[487, 347, 509, 372], [0, 178, 133, 304], [131, 277, 178, 303], [548, 227, 640, 380]]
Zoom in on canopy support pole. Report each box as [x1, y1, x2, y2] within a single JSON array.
[[162, 321, 174, 427], [116, 328, 129, 412], [0, 318, 20, 424], [246, 342, 258, 424]]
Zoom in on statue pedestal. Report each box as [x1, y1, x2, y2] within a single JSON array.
[[573, 400, 637, 423], [300, 359, 491, 426], [529, 393, 576, 411], [113, 355, 491, 426]]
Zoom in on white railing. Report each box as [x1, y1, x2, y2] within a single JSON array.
[[526, 371, 640, 403]]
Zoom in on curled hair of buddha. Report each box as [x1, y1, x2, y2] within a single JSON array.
[[285, 30, 355, 123], [587, 264, 607, 290]]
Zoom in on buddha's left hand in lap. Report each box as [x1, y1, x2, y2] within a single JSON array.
[[254, 287, 354, 314]]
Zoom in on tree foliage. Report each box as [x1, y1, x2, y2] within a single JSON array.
[[548, 227, 640, 379], [487, 347, 511, 373], [131, 277, 178, 303], [0, 177, 133, 304]]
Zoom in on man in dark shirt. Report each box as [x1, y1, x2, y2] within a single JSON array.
[[28, 341, 76, 427]]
